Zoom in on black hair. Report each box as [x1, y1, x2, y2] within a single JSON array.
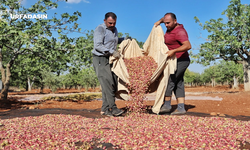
[[105, 12, 117, 20], [164, 12, 177, 20]]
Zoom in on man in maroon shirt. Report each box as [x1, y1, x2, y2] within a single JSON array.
[[155, 13, 191, 115]]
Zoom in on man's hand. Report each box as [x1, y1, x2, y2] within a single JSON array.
[[125, 37, 132, 40], [112, 51, 121, 59], [166, 50, 175, 58], [154, 20, 161, 27]]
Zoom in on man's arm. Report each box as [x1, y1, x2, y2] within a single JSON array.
[[167, 40, 191, 58], [154, 17, 164, 27], [93, 26, 110, 54]]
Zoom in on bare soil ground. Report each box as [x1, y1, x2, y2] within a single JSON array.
[[1, 85, 250, 119]]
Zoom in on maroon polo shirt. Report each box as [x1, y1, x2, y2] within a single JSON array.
[[164, 24, 189, 59]]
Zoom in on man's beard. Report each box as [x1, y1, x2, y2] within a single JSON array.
[[167, 24, 177, 32], [108, 27, 114, 31]]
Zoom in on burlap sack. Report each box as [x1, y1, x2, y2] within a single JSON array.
[[110, 25, 177, 114]]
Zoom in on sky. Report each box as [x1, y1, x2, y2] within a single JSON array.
[[20, 0, 249, 74]]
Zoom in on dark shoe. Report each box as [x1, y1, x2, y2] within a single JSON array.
[[159, 103, 171, 113], [170, 109, 186, 115], [112, 108, 124, 116], [159, 105, 171, 113], [101, 110, 113, 117]]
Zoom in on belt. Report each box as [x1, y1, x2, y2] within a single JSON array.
[[95, 49, 110, 56], [93, 54, 109, 58]]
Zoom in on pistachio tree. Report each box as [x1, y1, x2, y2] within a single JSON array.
[[184, 69, 201, 87], [193, 0, 250, 91], [213, 60, 243, 89], [0, 0, 83, 100]]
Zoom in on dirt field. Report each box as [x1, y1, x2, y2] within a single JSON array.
[[1, 85, 250, 118]]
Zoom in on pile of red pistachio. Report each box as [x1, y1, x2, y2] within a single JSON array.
[[124, 56, 157, 113], [0, 114, 249, 149]]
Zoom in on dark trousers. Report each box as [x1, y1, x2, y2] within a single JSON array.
[[165, 57, 190, 98], [93, 55, 118, 112]]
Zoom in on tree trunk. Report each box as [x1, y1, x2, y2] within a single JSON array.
[[28, 77, 31, 91], [27, 77, 35, 91], [211, 78, 216, 87], [243, 59, 250, 91], [39, 75, 44, 93], [77, 85, 81, 91], [0, 64, 11, 101], [40, 84, 44, 93], [232, 75, 239, 89], [25, 80, 28, 91], [85, 85, 89, 92]]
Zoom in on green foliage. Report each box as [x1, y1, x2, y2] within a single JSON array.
[[79, 67, 99, 90], [9, 54, 52, 90], [60, 67, 99, 90], [60, 73, 78, 89], [198, 60, 243, 85], [0, 0, 84, 96], [193, 0, 250, 65], [41, 93, 102, 101], [134, 39, 144, 48], [71, 30, 94, 68], [184, 69, 201, 86], [0, 0, 143, 94], [193, 0, 250, 90], [184, 60, 243, 86], [200, 68, 213, 84], [40, 68, 62, 93], [213, 60, 243, 84]]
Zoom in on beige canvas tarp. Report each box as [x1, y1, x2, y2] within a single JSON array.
[[110, 26, 177, 114]]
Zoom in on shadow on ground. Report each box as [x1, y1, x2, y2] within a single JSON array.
[[1, 102, 249, 121]]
